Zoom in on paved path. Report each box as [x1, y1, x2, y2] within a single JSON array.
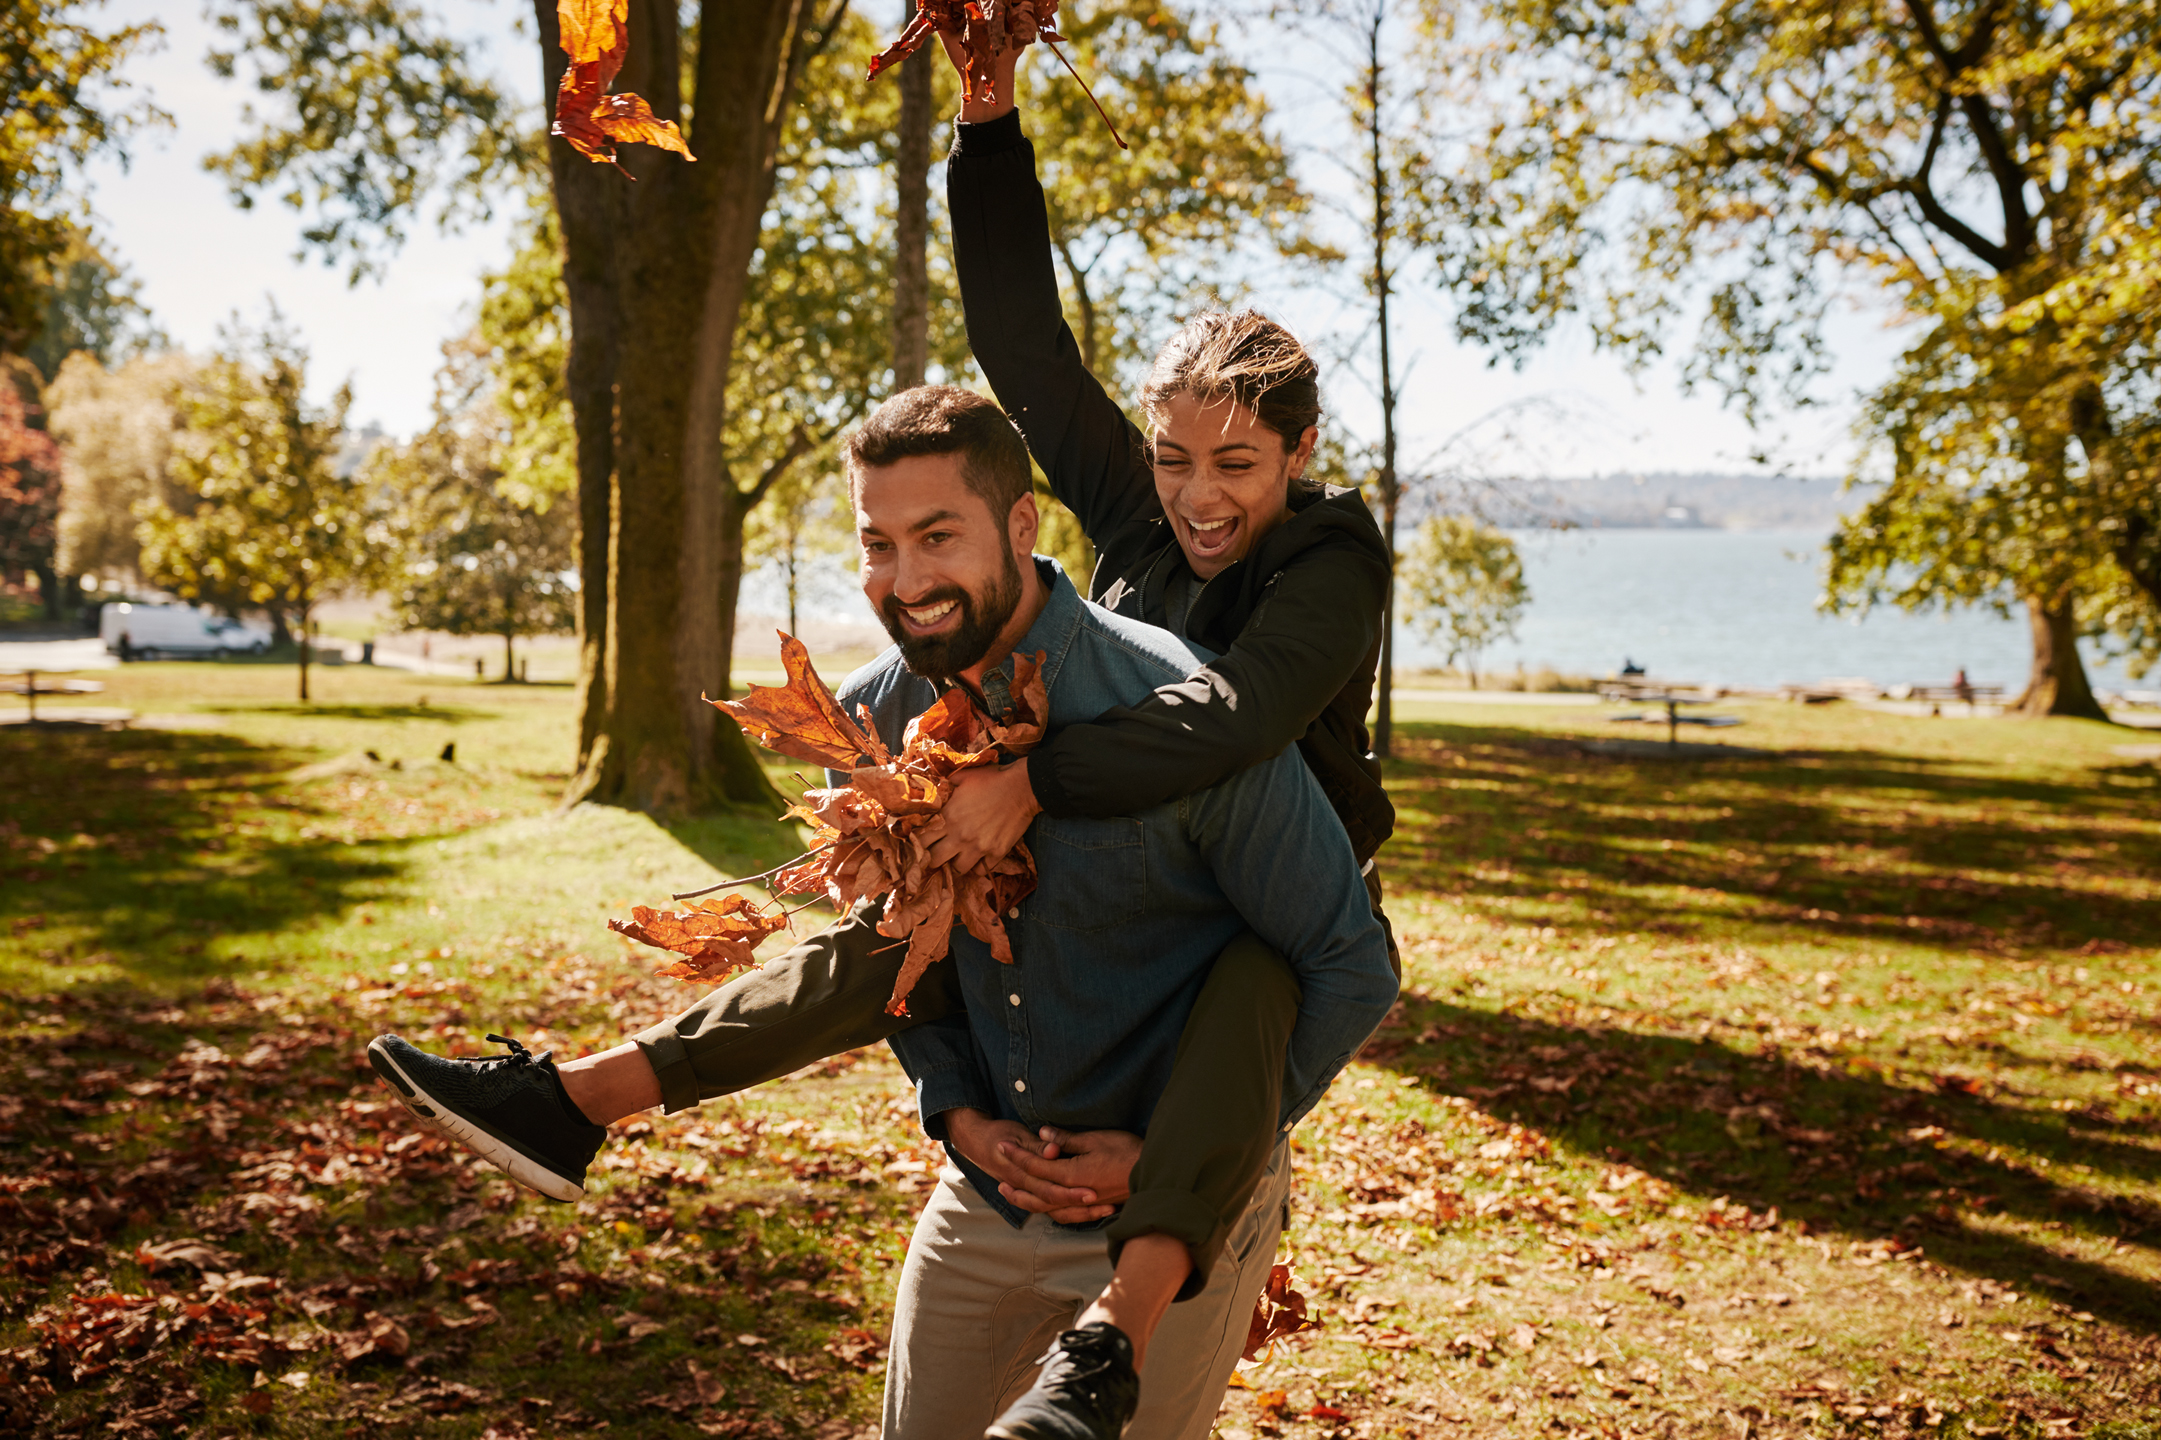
[[0, 637, 115, 671]]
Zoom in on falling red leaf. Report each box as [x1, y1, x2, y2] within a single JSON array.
[[607, 894, 789, 983], [1243, 1263, 1319, 1362], [552, 0, 695, 172]]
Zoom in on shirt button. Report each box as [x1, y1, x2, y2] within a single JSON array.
[[1007, 907, 1020, 919], [1008, 993, 1021, 1006], [1013, 1079, 1026, 1093]]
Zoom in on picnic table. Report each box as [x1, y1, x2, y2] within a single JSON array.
[[1605, 690, 1742, 747], [2, 670, 107, 724]]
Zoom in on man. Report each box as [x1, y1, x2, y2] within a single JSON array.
[[371, 386, 1394, 1438], [833, 387, 1393, 1436]]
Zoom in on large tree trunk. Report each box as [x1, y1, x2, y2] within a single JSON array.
[[535, 0, 625, 774], [2012, 592, 2108, 720], [559, 0, 800, 813], [892, 1, 932, 391]]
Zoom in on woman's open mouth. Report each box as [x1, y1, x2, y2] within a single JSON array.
[[1182, 514, 1241, 562]]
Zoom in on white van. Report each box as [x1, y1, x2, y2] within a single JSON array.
[[100, 603, 274, 660]]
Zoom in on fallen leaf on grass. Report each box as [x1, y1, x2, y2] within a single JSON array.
[[822, 1327, 884, 1370], [135, 1238, 240, 1273]]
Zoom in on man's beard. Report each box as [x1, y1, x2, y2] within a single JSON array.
[[878, 549, 1024, 684]]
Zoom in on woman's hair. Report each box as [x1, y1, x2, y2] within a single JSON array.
[[1137, 310, 1322, 453]]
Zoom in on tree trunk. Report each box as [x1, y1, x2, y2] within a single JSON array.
[[503, 630, 515, 682], [892, 3, 932, 391], [535, 0, 627, 775], [2012, 592, 2108, 720], [560, 0, 801, 814], [1055, 237, 1101, 378], [1364, 9, 1400, 759], [785, 534, 799, 635], [297, 601, 312, 702]]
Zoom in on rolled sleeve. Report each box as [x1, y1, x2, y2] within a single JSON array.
[[890, 1014, 998, 1141]]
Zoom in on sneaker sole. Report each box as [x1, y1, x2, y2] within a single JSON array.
[[366, 1038, 587, 1203]]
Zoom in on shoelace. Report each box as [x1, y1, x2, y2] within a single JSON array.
[[458, 1033, 554, 1067]]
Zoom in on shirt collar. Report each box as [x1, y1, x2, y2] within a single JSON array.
[[965, 557, 1083, 718]]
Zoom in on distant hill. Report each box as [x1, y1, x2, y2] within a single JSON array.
[[1513, 471, 1856, 531]]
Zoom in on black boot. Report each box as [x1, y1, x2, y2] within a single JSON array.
[[986, 1322, 1141, 1440]]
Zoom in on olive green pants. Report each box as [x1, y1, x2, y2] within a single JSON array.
[[631, 871, 1397, 1295]]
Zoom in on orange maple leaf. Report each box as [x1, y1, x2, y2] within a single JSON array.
[[716, 632, 890, 771], [607, 894, 786, 983], [552, 0, 695, 171]]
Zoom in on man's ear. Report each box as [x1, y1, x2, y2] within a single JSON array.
[[1008, 491, 1040, 558]]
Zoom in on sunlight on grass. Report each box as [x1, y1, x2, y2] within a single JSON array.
[[3, 667, 2157, 1436]]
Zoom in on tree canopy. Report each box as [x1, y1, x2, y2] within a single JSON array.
[[137, 312, 376, 700], [1400, 512, 1528, 688], [0, 1, 167, 353], [1432, 0, 2161, 714]]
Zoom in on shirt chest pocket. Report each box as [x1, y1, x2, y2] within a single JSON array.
[[1028, 816, 1146, 933]]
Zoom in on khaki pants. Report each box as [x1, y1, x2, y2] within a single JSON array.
[[882, 1139, 1293, 1439]]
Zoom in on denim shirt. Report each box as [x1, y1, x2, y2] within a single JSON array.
[[836, 559, 1398, 1224]]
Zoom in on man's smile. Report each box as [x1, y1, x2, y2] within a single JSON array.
[[899, 598, 961, 633]]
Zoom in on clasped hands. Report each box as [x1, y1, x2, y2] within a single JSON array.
[[946, 1106, 1140, 1225]]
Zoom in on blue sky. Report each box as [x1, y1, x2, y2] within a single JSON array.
[[77, 0, 1906, 477]]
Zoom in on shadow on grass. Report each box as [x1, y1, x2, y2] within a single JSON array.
[[1365, 1001, 2161, 1332], [188, 702, 498, 723], [0, 725, 410, 987], [1383, 720, 2161, 953]]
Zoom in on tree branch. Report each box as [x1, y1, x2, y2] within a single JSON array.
[[1907, 92, 2012, 271], [742, 423, 821, 509]]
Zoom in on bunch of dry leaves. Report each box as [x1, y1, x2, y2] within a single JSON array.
[[552, 0, 695, 171], [609, 634, 1046, 1016]]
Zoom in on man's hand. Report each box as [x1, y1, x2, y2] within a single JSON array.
[[995, 1127, 1140, 1225], [926, 760, 1041, 874], [943, 1106, 1118, 1220]]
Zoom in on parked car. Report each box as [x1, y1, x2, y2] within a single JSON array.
[[100, 603, 275, 660]]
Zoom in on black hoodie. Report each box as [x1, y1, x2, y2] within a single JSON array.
[[949, 110, 1396, 862]]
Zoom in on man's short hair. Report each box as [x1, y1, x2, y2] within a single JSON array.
[[845, 386, 1033, 522]]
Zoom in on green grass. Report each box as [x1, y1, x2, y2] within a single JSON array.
[[2, 673, 2157, 1436]]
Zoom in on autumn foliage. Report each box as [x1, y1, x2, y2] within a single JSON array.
[[868, 0, 1063, 106], [551, 0, 695, 171], [610, 635, 1046, 1016]]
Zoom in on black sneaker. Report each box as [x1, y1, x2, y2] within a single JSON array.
[[986, 1322, 1141, 1440], [366, 1033, 606, 1202]]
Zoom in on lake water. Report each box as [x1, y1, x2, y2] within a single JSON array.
[[1402, 528, 2138, 692], [743, 528, 2143, 694]]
